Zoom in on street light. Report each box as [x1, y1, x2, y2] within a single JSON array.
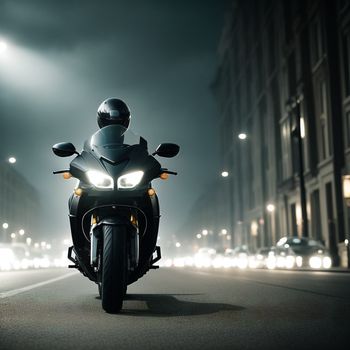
[[221, 171, 229, 177], [8, 157, 16, 164], [2, 222, 9, 243], [266, 203, 275, 212], [238, 133, 247, 140], [19, 229, 25, 236]]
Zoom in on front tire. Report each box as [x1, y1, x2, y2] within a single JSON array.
[[101, 224, 127, 313]]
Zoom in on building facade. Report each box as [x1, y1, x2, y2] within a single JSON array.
[[0, 163, 40, 243], [212, 0, 350, 266]]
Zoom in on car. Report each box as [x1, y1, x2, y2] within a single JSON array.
[[194, 247, 216, 268], [230, 245, 251, 269], [0, 244, 16, 271], [265, 245, 297, 269], [0, 243, 34, 270], [276, 236, 332, 269], [252, 246, 272, 269]]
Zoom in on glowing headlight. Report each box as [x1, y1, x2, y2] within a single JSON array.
[[309, 256, 322, 269], [322, 256, 332, 269], [86, 170, 114, 189], [117, 171, 144, 189]]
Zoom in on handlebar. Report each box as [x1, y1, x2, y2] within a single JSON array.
[[160, 168, 177, 176], [53, 170, 70, 174]]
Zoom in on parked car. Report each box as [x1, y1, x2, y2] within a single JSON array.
[[230, 245, 251, 269], [276, 236, 332, 269], [265, 245, 297, 269], [194, 247, 216, 268], [252, 246, 272, 269]]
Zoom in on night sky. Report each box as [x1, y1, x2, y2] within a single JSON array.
[[0, 0, 231, 244]]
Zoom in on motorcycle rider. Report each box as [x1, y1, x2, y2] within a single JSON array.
[[69, 97, 131, 204], [68, 98, 159, 278]]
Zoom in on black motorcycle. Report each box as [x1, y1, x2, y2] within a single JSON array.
[[52, 124, 179, 312]]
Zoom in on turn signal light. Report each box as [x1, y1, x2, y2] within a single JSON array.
[[130, 215, 138, 225], [148, 188, 156, 196], [63, 172, 72, 179], [74, 188, 83, 196], [160, 172, 169, 180]]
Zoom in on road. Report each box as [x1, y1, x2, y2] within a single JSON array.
[[1, 267, 350, 350]]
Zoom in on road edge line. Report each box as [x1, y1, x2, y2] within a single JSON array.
[[0, 272, 77, 299]]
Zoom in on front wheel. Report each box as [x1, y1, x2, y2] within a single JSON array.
[[101, 224, 127, 313]]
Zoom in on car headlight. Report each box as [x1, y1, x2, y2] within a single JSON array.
[[86, 170, 114, 189], [322, 256, 332, 269], [117, 171, 144, 189], [309, 256, 322, 269]]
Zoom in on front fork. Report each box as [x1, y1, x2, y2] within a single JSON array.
[[90, 219, 139, 272]]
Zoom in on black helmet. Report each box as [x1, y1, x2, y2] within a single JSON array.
[[97, 98, 131, 129]]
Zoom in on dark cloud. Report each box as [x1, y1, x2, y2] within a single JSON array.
[[0, 0, 230, 240]]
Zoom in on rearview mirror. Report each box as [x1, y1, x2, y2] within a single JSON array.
[[153, 143, 180, 158], [52, 142, 78, 157]]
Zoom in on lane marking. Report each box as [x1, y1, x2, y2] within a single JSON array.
[[0, 272, 77, 299]]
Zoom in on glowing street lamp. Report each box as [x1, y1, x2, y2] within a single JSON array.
[[8, 157, 16, 164], [26, 237, 32, 246], [196, 233, 202, 239], [2, 222, 9, 242], [175, 242, 181, 248], [221, 171, 229, 177], [238, 133, 247, 140], [266, 203, 275, 212], [19, 229, 25, 236], [202, 229, 208, 236]]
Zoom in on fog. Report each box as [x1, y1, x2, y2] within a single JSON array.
[[0, 0, 230, 243]]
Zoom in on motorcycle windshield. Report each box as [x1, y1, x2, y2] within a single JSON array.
[[87, 125, 144, 162], [90, 125, 141, 149]]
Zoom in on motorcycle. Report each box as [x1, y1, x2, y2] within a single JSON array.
[[52, 124, 179, 312]]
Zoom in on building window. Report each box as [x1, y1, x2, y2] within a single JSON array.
[[256, 44, 264, 95], [290, 203, 298, 236], [281, 119, 292, 180], [246, 65, 252, 111], [288, 52, 296, 97], [299, 100, 309, 171], [318, 80, 331, 160], [342, 28, 350, 97], [267, 20, 276, 74], [346, 110, 350, 148], [310, 189, 322, 241], [310, 17, 324, 67]]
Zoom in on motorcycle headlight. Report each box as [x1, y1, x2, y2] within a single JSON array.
[[117, 171, 144, 189], [86, 170, 114, 189]]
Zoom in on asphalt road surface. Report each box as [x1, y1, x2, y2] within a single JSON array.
[[1, 267, 350, 350]]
